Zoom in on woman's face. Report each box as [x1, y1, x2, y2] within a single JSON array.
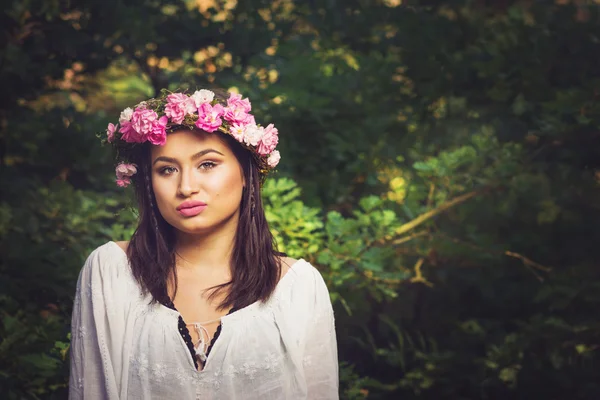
[[150, 129, 245, 236]]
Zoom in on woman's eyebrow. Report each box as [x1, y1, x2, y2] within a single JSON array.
[[152, 149, 225, 165]]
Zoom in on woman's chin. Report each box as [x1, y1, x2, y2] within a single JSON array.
[[172, 219, 231, 236], [175, 223, 213, 235]]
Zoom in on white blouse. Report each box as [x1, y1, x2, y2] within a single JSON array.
[[69, 242, 339, 399]]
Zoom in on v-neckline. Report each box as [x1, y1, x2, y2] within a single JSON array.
[[164, 298, 237, 372]]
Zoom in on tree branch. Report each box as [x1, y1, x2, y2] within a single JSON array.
[[394, 188, 484, 237]]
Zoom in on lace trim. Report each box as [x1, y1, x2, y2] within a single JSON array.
[[205, 320, 222, 357], [163, 298, 237, 370], [163, 299, 198, 369], [204, 305, 238, 359]]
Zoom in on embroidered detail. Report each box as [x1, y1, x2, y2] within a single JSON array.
[[174, 369, 190, 386], [200, 372, 222, 391], [132, 354, 149, 376], [240, 361, 258, 380], [223, 364, 237, 377], [264, 353, 279, 372], [151, 363, 169, 380], [78, 326, 88, 338], [130, 356, 197, 387], [303, 354, 314, 367], [87, 281, 103, 301], [129, 351, 283, 388], [74, 286, 81, 309]]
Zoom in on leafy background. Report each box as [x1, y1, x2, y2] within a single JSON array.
[[1, 0, 600, 398]]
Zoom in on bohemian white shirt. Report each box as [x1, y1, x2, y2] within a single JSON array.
[[69, 242, 339, 399]]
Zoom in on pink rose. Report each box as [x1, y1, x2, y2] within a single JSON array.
[[164, 93, 195, 124], [223, 108, 253, 124], [118, 121, 144, 143], [106, 122, 116, 143], [223, 92, 253, 124], [267, 150, 281, 168], [148, 116, 168, 146], [227, 92, 251, 112], [130, 107, 159, 139], [195, 103, 224, 132], [257, 123, 278, 155]]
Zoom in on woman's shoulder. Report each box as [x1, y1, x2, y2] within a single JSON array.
[[114, 240, 129, 253], [86, 240, 129, 262], [79, 241, 132, 283], [75, 241, 140, 311], [271, 257, 334, 326], [278, 256, 296, 281], [276, 257, 331, 303]]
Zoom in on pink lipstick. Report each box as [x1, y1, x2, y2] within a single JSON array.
[[176, 200, 207, 217]]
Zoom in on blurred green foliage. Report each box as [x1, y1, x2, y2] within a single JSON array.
[[1, 0, 600, 398]]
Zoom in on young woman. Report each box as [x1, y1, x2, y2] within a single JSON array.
[[69, 89, 339, 399]]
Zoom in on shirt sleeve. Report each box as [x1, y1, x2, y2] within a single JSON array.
[[296, 264, 340, 399], [69, 244, 130, 399]]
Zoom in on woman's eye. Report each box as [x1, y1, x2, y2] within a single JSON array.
[[159, 166, 177, 176], [199, 161, 217, 170]]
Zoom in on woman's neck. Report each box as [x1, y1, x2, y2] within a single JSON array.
[[174, 220, 237, 275]]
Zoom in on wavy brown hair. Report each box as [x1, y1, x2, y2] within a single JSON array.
[[123, 125, 282, 311]]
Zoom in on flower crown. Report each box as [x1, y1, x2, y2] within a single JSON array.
[[105, 89, 281, 187]]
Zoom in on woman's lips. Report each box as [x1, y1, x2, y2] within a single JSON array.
[[178, 205, 206, 217], [176, 201, 207, 217]]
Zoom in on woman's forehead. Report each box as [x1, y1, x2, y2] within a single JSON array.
[[151, 130, 231, 159]]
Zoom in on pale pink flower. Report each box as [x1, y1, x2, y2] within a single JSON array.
[[106, 123, 116, 143], [115, 163, 137, 187], [119, 107, 133, 123], [243, 124, 264, 147], [115, 163, 137, 180], [195, 103, 224, 132], [130, 107, 159, 139], [164, 93, 195, 124], [147, 116, 168, 146], [257, 123, 278, 155], [116, 178, 131, 188], [223, 92, 253, 124], [190, 89, 215, 107], [267, 150, 281, 168], [229, 123, 246, 142]]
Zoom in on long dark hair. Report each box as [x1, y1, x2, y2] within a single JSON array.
[[124, 129, 281, 311]]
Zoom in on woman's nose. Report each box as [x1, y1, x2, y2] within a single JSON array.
[[178, 168, 200, 197]]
